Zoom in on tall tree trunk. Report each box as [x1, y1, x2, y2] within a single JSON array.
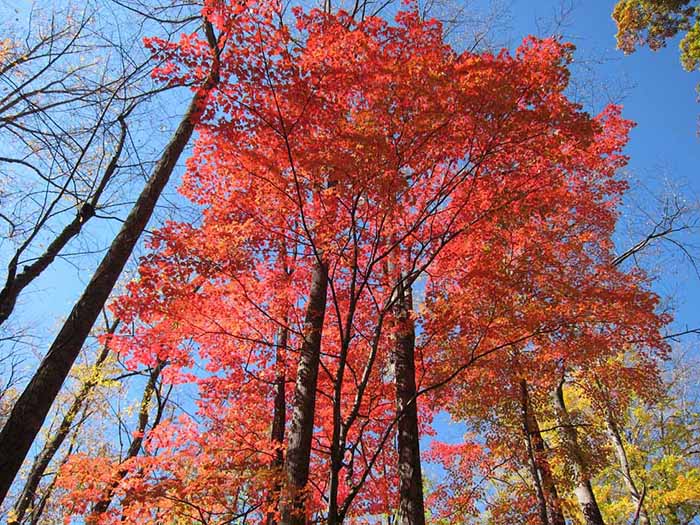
[[551, 379, 606, 525], [0, 119, 127, 327], [280, 260, 329, 525], [9, 319, 118, 525], [529, 410, 567, 525], [521, 380, 567, 525], [520, 380, 549, 525], [267, 326, 288, 525], [88, 361, 164, 522], [327, 265, 360, 525], [393, 278, 426, 525], [603, 409, 649, 525], [0, 71, 217, 505]]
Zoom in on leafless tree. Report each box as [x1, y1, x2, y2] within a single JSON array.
[[0, 0, 216, 508], [0, 1, 202, 328]]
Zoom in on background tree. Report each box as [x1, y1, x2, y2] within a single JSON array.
[[613, 0, 700, 74]]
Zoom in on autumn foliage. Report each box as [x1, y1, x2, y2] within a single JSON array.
[[50, 1, 671, 524]]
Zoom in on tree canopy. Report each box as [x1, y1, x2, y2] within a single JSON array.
[[0, 2, 698, 525]]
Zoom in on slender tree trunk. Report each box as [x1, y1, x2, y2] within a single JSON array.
[[520, 380, 567, 525], [0, 120, 127, 327], [26, 474, 55, 525], [267, 326, 288, 525], [520, 380, 549, 525], [394, 279, 426, 525], [529, 410, 566, 525], [9, 319, 118, 524], [88, 361, 164, 522], [26, 437, 78, 525], [327, 276, 359, 525], [280, 260, 329, 525], [551, 380, 606, 525], [327, 357, 344, 525], [603, 410, 650, 525], [272, 327, 288, 468], [0, 75, 216, 505], [328, 418, 342, 525]]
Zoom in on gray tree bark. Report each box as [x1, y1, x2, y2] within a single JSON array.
[[551, 380, 606, 525], [529, 410, 567, 525], [520, 380, 550, 525], [521, 380, 566, 525], [603, 407, 650, 525]]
